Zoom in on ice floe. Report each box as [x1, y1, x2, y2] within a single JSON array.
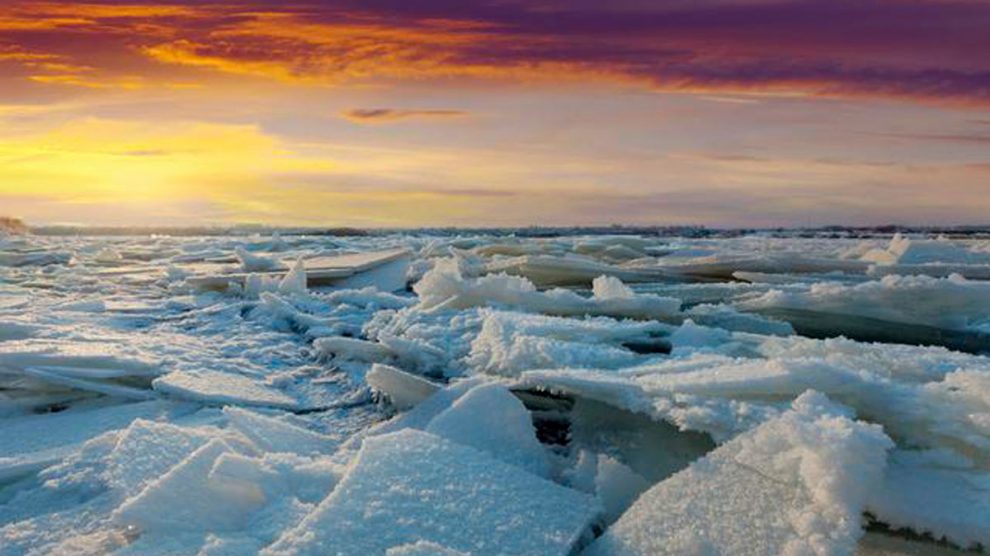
[[1, 231, 988, 556]]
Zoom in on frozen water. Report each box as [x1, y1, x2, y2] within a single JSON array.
[[426, 383, 552, 477], [1, 231, 988, 555], [263, 429, 600, 556], [586, 392, 893, 556]]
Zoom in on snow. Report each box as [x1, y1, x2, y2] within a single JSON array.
[[263, 429, 600, 556]]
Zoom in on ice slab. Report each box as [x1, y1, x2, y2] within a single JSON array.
[[867, 451, 990, 550], [738, 274, 990, 351], [587, 392, 893, 556], [0, 400, 189, 480], [21, 366, 156, 400], [114, 439, 259, 533], [467, 311, 652, 377], [264, 429, 601, 556], [366, 363, 441, 410], [426, 383, 551, 477], [186, 248, 411, 292], [153, 371, 300, 410], [0, 341, 162, 382], [861, 234, 988, 266], [223, 406, 336, 456], [104, 418, 221, 494], [485, 254, 665, 286]]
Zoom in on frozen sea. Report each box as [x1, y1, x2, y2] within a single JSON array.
[[1, 230, 988, 555]]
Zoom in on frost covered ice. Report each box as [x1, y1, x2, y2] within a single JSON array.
[[1, 230, 989, 555]]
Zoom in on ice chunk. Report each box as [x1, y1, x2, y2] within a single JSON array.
[[426, 383, 551, 477], [0, 322, 39, 341], [667, 319, 733, 353], [364, 377, 486, 437], [415, 258, 680, 320], [366, 363, 441, 410], [0, 400, 190, 479], [104, 419, 222, 493], [861, 234, 986, 266], [264, 429, 601, 556], [114, 439, 259, 533], [467, 310, 653, 377], [21, 366, 156, 400], [486, 255, 663, 286], [593, 454, 651, 525], [0, 341, 162, 382], [153, 371, 300, 410], [867, 450, 990, 550], [313, 336, 393, 364], [236, 246, 286, 272], [587, 392, 893, 556], [739, 274, 990, 334], [278, 258, 308, 295], [0, 251, 71, 267], [224, 406, 336, 456]]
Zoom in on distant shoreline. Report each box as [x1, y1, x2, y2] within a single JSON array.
[[17, 224, 990, 239]]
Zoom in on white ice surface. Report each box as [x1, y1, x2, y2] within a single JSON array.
[[426, 383, 551, 477], [587, 392, 893, 556], [264, 429, 601, 556]]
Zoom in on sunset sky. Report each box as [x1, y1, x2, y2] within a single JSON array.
[[1, 0, 988, 228]]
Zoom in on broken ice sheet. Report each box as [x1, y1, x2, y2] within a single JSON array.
[[586, 392, 893, 556], [263, 429, 601, 556], [1, 232, 989, 556]]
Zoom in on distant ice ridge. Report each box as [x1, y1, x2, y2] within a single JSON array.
[[740, 273, 990, 332], [2, 231, 990, 555]]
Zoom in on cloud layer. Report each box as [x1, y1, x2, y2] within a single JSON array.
[[1, 0, 988, 104]]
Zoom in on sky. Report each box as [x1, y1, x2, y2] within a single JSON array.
[[0, 0, 988, 228]]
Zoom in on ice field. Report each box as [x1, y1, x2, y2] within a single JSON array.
[[1, 230, 988, 555]]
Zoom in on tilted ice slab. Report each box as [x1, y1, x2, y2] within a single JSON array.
[[586, 392, 893, 556], [367, 363, 442, 410], [425, 383, 552, 477], [0, 400, 193, 481], [866, 449, 990, 550], [0, 341, 163, 383], [415, 258, 680, 320], [223, 406, 339, 456], [264, 429, 601, 556]]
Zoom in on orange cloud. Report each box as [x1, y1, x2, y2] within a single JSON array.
[[1, 1, 988, 105]]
